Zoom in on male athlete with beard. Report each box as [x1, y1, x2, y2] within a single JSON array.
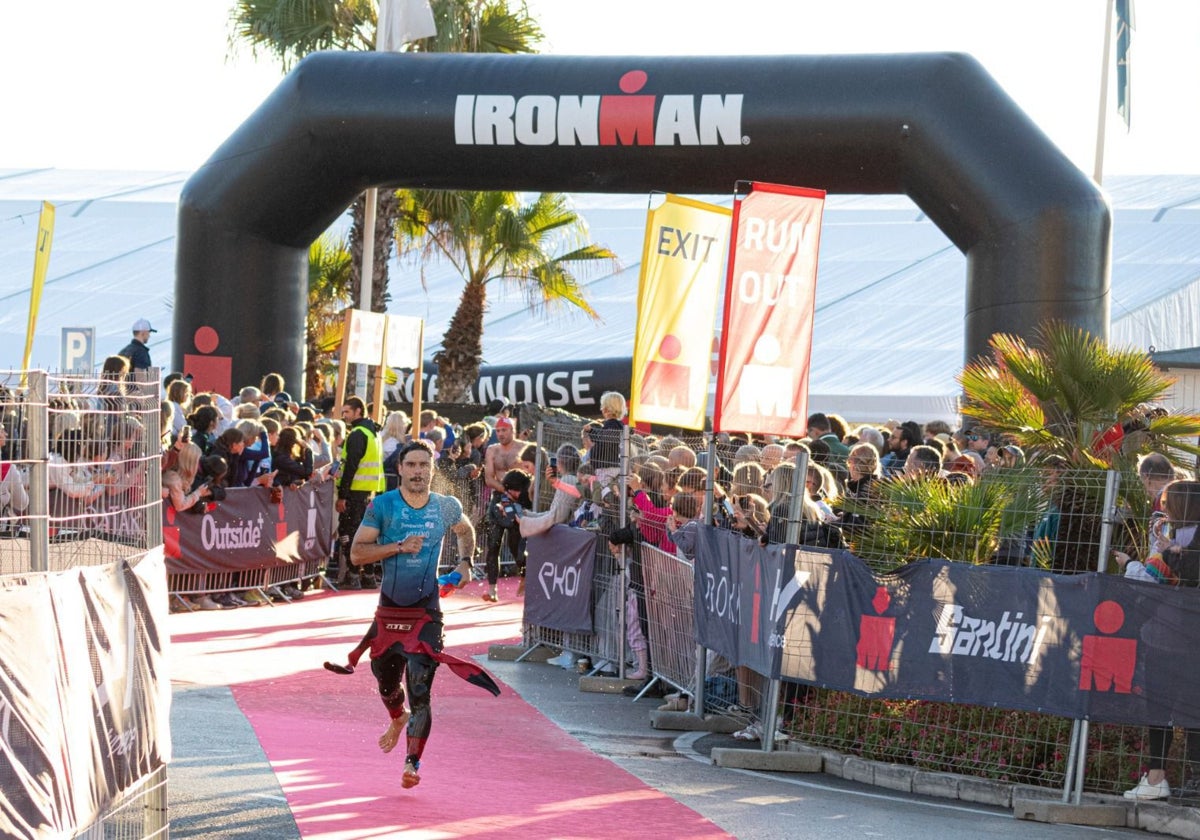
[[341, 439, 494, 789]]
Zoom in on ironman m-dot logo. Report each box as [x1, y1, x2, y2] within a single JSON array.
[[455, 70, 746, 146]]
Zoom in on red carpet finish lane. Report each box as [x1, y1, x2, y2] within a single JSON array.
[[170, 578, 730, 839]]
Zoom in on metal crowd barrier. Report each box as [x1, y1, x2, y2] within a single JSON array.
[[0, 369, 168, 840]]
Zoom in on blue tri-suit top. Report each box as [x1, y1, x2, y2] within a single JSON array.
[[361, 490, 463, 607]]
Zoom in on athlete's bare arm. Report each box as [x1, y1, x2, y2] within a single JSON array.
[[450, 515, 476, 586], [349, 523, 422, 566], [483, 445, 505, 493]]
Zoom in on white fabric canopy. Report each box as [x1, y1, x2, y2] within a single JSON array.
[[1, 169, 1198, 423]]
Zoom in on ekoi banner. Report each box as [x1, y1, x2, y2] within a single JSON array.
[[523, 525, 597, 634], [714, 183, 824, 437], [629, 195, 730, 430], [693, 526, 1200, 728]]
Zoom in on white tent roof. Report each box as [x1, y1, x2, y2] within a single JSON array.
[[2, 168, 1199, 422]]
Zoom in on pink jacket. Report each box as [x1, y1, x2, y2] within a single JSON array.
[[631, 489, 676, 553]]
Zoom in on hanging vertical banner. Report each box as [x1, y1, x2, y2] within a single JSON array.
[[713, 183, 825, 437], [22, 201, 55, 375], [630, 195, 731, 430]]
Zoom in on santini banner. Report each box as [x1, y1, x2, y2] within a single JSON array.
[[693, 526, 1200, 728], [629, 194, 731, 430], [714, 182, 825, 437]]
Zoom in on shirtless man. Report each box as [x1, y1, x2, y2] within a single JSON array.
[[480, 416, 523, 601], [349, 440, 476, 788]]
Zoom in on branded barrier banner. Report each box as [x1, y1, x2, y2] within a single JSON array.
[[0, 552, 170, 840], [162, 481, 335, 574], [49, 485, 147, 543], [629, 195, 731, 430], [714, 182, 825, 437], [693, 526, 1200, 728], [523, 525, 597, 634]]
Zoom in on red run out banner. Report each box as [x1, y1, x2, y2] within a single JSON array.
[[714, 182, 825, 437], [692, 526, 1200, 728], [0, 553, 170, 839], [163, 481, 335, 574]]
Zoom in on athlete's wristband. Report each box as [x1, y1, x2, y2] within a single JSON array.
[[456, 557, 472, 569]]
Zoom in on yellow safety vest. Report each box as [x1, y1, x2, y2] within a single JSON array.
[[341, 424, 385, 493]]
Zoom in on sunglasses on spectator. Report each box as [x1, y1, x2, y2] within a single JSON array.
[[965, 434, 983, 441]]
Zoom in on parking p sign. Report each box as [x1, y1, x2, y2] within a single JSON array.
[[61, 327, 94, 374]]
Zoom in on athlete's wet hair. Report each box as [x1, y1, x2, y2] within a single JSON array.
[[398, 439, 436, 463]]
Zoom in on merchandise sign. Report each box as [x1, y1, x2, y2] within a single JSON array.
[[714, 182, 825, 437]]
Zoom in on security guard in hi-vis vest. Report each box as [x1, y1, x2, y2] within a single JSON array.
[[335, 396, 385, 588]]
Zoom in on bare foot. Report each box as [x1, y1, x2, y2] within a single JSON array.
[[378, 710, 410, 753]]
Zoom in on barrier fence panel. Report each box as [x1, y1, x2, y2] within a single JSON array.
[[516, 420, 631, 670], [390, 415, 1193, 800], [0, 369, 168, 840], [639, 544, 696, 696]]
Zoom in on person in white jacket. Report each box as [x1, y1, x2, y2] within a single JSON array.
[[0, 425, 27, 516], [519, 445, 582, 542]]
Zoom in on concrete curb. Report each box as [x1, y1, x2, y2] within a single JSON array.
[[712, 745, 822, 772], [1013, 798, 1127, 828], [650, 710, 742, 733]]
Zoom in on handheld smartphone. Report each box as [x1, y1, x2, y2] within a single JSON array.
[[549, 455, 558, 475], [720, 498, 736, 518]]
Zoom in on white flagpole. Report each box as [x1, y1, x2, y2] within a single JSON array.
[[1093, 0, 1115, 185], [356, 1, 436, 401]]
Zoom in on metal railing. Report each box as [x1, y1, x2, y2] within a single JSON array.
[[0, 368, 168, 839]]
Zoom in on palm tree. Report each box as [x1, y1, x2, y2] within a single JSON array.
[[958, 321, 1200, 572], [227, 0, 545, 319], [305, 234, 355, 398], [394, 190, 619, 402]]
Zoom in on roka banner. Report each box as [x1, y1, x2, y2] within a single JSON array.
[[714, 182, 825, 437], [523, 525, 597, 634], [693, 526, 1200, 728], [162, 481, 335, 574], [692, 526, 802, 678], [0, 553, 170, 840], [629, 194, 731, 430]]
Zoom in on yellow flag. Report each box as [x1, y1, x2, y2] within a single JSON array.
[[629, 195, 731, 430], [22, 201, 55, 376]]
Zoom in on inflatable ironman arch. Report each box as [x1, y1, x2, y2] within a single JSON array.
[[175, 52, 1110, 398]]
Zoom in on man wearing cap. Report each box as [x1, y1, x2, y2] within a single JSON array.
[[119, 319, 156, 371]]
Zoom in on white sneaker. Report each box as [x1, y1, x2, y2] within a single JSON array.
[[1124, 774, 1171, 801], [546, 651, 574, 669], [732, 722, 762, 741], [194, 595, 222, 611]]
